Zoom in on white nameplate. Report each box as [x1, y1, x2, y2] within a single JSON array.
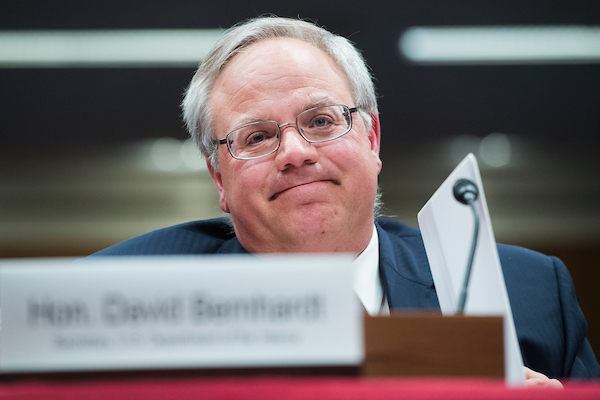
[[0, 255, 362, 373]]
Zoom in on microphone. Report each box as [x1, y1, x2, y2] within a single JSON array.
[[453, 179, 479, 205], [453, 179, 480, 314]]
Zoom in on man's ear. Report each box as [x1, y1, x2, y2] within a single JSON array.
[[206, 159, 230, 213], [368, 112, 383, 174]]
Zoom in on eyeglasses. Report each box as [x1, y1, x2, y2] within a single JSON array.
[[217, 104, 358, 160]]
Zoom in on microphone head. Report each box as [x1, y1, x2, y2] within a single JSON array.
[[453, 179, 479, 204]]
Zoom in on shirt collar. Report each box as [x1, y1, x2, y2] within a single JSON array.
[[352, 225, 388, 315]]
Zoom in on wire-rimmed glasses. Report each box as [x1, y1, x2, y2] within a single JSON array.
[[217, 104, 358, 160]]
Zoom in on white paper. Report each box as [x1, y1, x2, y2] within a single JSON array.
[[0, 255, 362, 372], [417, 153, 525, 386]]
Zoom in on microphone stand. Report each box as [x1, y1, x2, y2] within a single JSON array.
[[453, 179, 480, 314]]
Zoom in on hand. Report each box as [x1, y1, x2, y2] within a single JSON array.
[[524, 366, 564, 388]]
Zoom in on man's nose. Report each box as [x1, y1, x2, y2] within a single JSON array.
[[274, 124, 319, 170]]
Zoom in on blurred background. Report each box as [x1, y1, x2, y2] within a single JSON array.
[[1, 1, 599, 350]]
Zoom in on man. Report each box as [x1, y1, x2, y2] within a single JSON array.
[[90, 16, 599, 384]]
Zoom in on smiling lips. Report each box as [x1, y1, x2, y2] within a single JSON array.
[[270, 179, 338, 200]]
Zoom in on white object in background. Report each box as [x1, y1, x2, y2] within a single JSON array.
[[417, 153, 525, 386]]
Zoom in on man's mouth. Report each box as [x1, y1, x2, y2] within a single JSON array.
[[270, 180, 336, 201]]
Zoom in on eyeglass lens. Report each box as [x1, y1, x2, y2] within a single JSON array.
[[228, 105, 351, 159]]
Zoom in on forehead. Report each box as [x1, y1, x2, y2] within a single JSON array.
[[222, 37, 342, 74], [210, 38, 354, 124]]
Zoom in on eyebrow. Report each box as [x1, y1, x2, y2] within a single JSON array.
[[304, 98, 335, 109], [229, 98, 339, 130]]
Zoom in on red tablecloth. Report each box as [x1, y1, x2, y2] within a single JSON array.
[[1, 377, 599, 400]]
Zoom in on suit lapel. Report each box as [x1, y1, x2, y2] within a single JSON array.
[[376, 221, 440, 310]]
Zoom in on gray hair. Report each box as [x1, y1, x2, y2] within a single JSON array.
[[181, 16, 378, 170]]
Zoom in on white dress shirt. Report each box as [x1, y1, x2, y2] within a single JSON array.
[[352, 225, 390, 315]]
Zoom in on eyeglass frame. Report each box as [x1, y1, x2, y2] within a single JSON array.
[[216, 104, 359, 160]]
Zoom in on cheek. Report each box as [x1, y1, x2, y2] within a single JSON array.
[[222, 162, 270, 206], [333, 137, 380, 194], [329, 134, 375, 169]]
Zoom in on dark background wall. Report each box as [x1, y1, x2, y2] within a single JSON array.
[[1, 0, 599, 354]]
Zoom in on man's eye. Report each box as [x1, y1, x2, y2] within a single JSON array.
[[311, 115, 334, 129], [249, 133, 265, 144], [245, 130, 274, 146]]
